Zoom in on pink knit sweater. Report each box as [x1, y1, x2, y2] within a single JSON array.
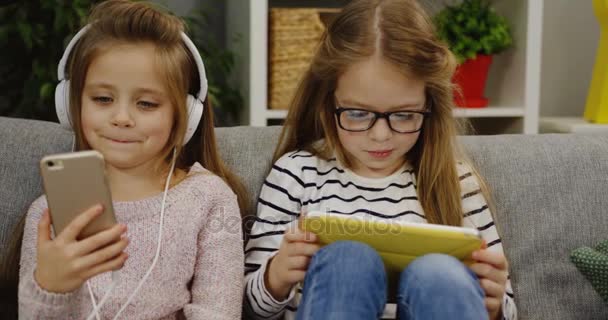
[[18, 163, 244, 319]]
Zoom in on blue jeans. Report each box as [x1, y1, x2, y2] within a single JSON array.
[[296, 241, 487, 320]]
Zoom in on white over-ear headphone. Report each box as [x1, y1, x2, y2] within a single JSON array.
[[55, 24, 208, 145]]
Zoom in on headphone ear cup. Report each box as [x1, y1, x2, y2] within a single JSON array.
[[55, 79, 72, 129], [184, 94, 204, 145]]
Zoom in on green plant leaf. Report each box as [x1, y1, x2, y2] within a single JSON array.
[[0, 25, 8, 45], [434, 0, 513, 63], [17, 22, 33, 50], [39, 82, 54, 100]]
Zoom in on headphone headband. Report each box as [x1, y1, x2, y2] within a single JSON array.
[[180, 32, 208, 103], [57, 25, 91, 82], [57, 25, 208, 102]]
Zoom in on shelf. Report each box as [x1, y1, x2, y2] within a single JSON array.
[[453, 106, 525, 118], [540, 116, 608, 133], [265, 109, 288, 119]]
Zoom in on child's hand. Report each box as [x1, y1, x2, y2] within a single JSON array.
[[265, 221, 320, 301], [34, 205, 129, 293], [469, 243, 508, 320]]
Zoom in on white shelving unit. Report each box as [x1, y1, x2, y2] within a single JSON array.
[[539, 116, 608, 133], [227, 0, 544, 134]]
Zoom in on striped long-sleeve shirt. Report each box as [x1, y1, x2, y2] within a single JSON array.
[[244, 150, 517, 320]]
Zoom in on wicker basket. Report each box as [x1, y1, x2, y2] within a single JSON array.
[[269, 8, 340, 110]]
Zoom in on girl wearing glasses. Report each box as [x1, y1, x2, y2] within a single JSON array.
[[244, 0, 516, 319]]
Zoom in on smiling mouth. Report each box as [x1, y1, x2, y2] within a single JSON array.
[[104, 136, 140, 144]]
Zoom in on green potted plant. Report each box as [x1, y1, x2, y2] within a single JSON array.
[[434, 0, 513, 108]]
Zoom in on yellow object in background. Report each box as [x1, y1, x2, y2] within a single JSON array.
[[585, 0, 608, 123]]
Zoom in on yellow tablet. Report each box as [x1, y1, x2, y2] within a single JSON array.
[[299, 211, 483, 273]]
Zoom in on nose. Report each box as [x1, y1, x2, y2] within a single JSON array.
[[111, 103, 134, 128], [368, 117, 392, 142]]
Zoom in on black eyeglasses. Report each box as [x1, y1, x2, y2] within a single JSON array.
[[334, 107, 431, 133]]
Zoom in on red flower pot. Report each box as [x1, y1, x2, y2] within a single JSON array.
[[453, 54, 493, 108]]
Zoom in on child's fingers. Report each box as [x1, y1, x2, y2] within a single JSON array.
[[470, 262, 504, 278], [472, 249, 507, 270], [37, 209, 52, 245], [285, 220, 304, 234], [78, 238, 129, 270], [287, 242, 321, 258], [57, 204, 103, 242], [469, 262, 508, 286], [285, 229, 317, 243], [469, 262, 493, 279], [82, 252, 128, 279], [484, 297, 502, 313], [75, 224, 127, 255], [479, 278, 504, 298]]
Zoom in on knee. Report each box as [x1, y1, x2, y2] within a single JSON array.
[[400, 254, 480, 293], [311, 241, 385, 279]]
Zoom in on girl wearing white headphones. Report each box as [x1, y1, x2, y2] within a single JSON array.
[[17, 1, 247, 319]]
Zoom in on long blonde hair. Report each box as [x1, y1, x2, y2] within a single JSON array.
[[275, 0, 485, 226]]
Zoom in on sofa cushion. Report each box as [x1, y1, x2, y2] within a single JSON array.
[[0, 117, 72, 253], [215, 126, 282, 217], [461, 134, 608, 319]]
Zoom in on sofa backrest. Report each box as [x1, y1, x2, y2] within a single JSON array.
[[460, 133, 608, 319], [1, 116, 608, 319], [0, 117, 72, 251]]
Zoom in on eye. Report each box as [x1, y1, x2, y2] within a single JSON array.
[[391, 112, 416, 121], [137, 101, 159, 109], [92, 96, 113, 104], [343, 109, 373, 120]]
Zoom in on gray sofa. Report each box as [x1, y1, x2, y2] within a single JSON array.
[[1, 116, 607, 319]]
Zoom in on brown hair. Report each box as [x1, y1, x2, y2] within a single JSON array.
[[1, 1, 248, 315], [274, 0, 487, 226]]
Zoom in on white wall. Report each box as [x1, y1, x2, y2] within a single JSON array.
[[540, 1, 600, 117], [156, 0, 226, 46], [161, 0, 198, 16]]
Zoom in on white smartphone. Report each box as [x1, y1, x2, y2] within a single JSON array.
[[40, 150, 117, 239]]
